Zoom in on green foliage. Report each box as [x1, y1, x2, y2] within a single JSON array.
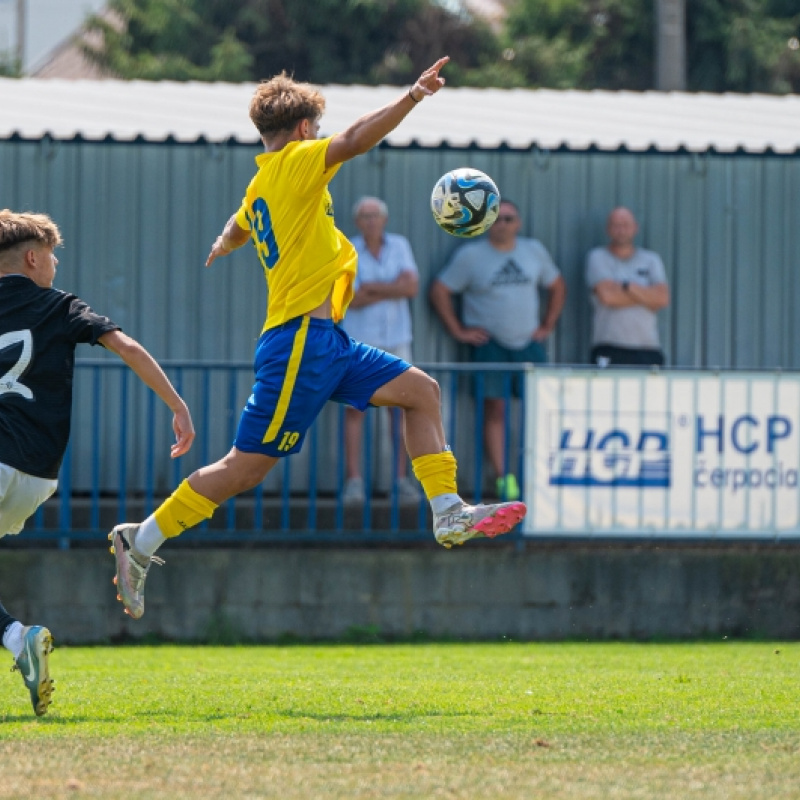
[[687, 0, 800, 93], [236, 0, 427, 85], [82, 0, 498, 84], [370, 1, 501, 85], [481, 0, 800, 92], [80, 0, 800, 92], [497, 0, 654, 90], [0, 53, 21, 78], [82, 0, 252, 80]]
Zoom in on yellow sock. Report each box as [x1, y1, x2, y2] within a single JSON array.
[[412, 451, 458, 500], [153, 479, 218, 538]]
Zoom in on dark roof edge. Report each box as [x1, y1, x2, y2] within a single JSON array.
[[0, 132, 798, 156]]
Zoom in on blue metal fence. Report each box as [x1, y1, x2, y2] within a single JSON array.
[[23, 360, 528, 546]]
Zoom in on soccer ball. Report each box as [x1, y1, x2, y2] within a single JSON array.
[[430, 168, 500, 237]]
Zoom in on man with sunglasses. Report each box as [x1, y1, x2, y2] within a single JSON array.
[[430, 200, 566, 501]]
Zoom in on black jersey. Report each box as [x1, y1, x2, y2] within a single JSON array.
[[0, 275, 120, 479]]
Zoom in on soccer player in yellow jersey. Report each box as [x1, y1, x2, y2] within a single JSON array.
[[109, 56, 527, 620]]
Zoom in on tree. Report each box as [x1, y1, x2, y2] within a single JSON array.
[[81, 0, 253, 81], [0, 52, 20, 78], [687, 0, 800, 93], [82, 0, 498, 85], [371, 1, 501, 85], [81, 0, 800, 93], [493, 0, 654, 90], [472, 0, 800, 92]]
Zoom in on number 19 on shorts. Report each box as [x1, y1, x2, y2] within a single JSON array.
[[276, 431, 300, 452]]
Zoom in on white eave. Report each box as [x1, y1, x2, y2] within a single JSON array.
[[1, 78, 798, 154]]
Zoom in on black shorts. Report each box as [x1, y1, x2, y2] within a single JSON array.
[[590, 344, 665, 367]]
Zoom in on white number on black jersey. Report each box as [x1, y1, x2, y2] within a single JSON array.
[[0, 329, 34, 400]]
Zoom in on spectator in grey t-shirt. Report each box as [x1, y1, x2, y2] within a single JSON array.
[[586, 207, 670, 366], [430, 200, 566, 502]]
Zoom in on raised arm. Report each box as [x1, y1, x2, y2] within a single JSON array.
[[325, 57, 449, 169], [99, 330, 195, 458]]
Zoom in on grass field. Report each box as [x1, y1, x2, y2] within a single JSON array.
[[1, 642, 799, 799]]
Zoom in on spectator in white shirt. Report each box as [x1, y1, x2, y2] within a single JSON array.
[[341, 196, 421, 505]]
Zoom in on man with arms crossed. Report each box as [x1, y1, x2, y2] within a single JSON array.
[[342, 196, 421, 505], [0, 210, 194, 714], [586, 206, 670, 366], [109, 57, 527, 620]]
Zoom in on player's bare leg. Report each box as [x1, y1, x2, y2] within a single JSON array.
[[111, 450, 278, 618], [370, 367, 526, 547], [485, 397, 520, 501]]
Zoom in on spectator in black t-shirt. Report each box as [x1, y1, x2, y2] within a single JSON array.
[[0, 209, 195, 716]]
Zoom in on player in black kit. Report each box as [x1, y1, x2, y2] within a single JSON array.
[[0, 209, 195, 715]]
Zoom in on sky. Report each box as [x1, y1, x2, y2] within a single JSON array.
[[0, 0, 106, 72]]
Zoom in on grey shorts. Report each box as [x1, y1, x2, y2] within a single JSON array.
[[0, 463, 58, 537]]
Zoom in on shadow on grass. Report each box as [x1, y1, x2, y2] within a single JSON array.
[[275, 708, 474, 723], [112, 706, 474, 724], [0, 714, 94, 724]]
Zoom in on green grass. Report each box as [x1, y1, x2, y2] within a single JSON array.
[[2, 642, 799, 799]]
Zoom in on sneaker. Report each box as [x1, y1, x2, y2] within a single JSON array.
[[12, 625, 54, 717], [343, 477, 366, 505], [496, 473, 520, 501], [108, 523, 164, 619], [396, 476, 422, 504], [434, 500, 527, 549]]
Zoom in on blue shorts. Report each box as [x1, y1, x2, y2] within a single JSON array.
[[235, 317, 411, 458], [471, 338, 547, 398]]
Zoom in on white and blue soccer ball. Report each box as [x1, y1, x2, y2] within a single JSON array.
[[430, 168, 501, 237]]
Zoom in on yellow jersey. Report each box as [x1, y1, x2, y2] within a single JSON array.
[[235, 136, 356, 332]]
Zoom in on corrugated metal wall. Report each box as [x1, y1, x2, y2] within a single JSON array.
[[2, 138, 798, 369], [1, 138, 799, 494]]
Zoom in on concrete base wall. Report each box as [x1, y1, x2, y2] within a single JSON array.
[[2, 546, 800, 644]]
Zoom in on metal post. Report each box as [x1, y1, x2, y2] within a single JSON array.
[[15, 0, 24, 73], [655, 0, 686, 91]]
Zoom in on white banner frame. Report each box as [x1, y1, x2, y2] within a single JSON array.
[[523, 368, 800, 539]]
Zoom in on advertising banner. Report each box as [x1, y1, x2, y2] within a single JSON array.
[[523, 369, 800, 537]]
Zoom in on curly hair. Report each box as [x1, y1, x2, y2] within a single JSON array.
[[249, 72, 326, 138], [0, 209, 62, 257]]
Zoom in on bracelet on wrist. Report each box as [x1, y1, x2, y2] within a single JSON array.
[[408, 87, 421, 103]]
